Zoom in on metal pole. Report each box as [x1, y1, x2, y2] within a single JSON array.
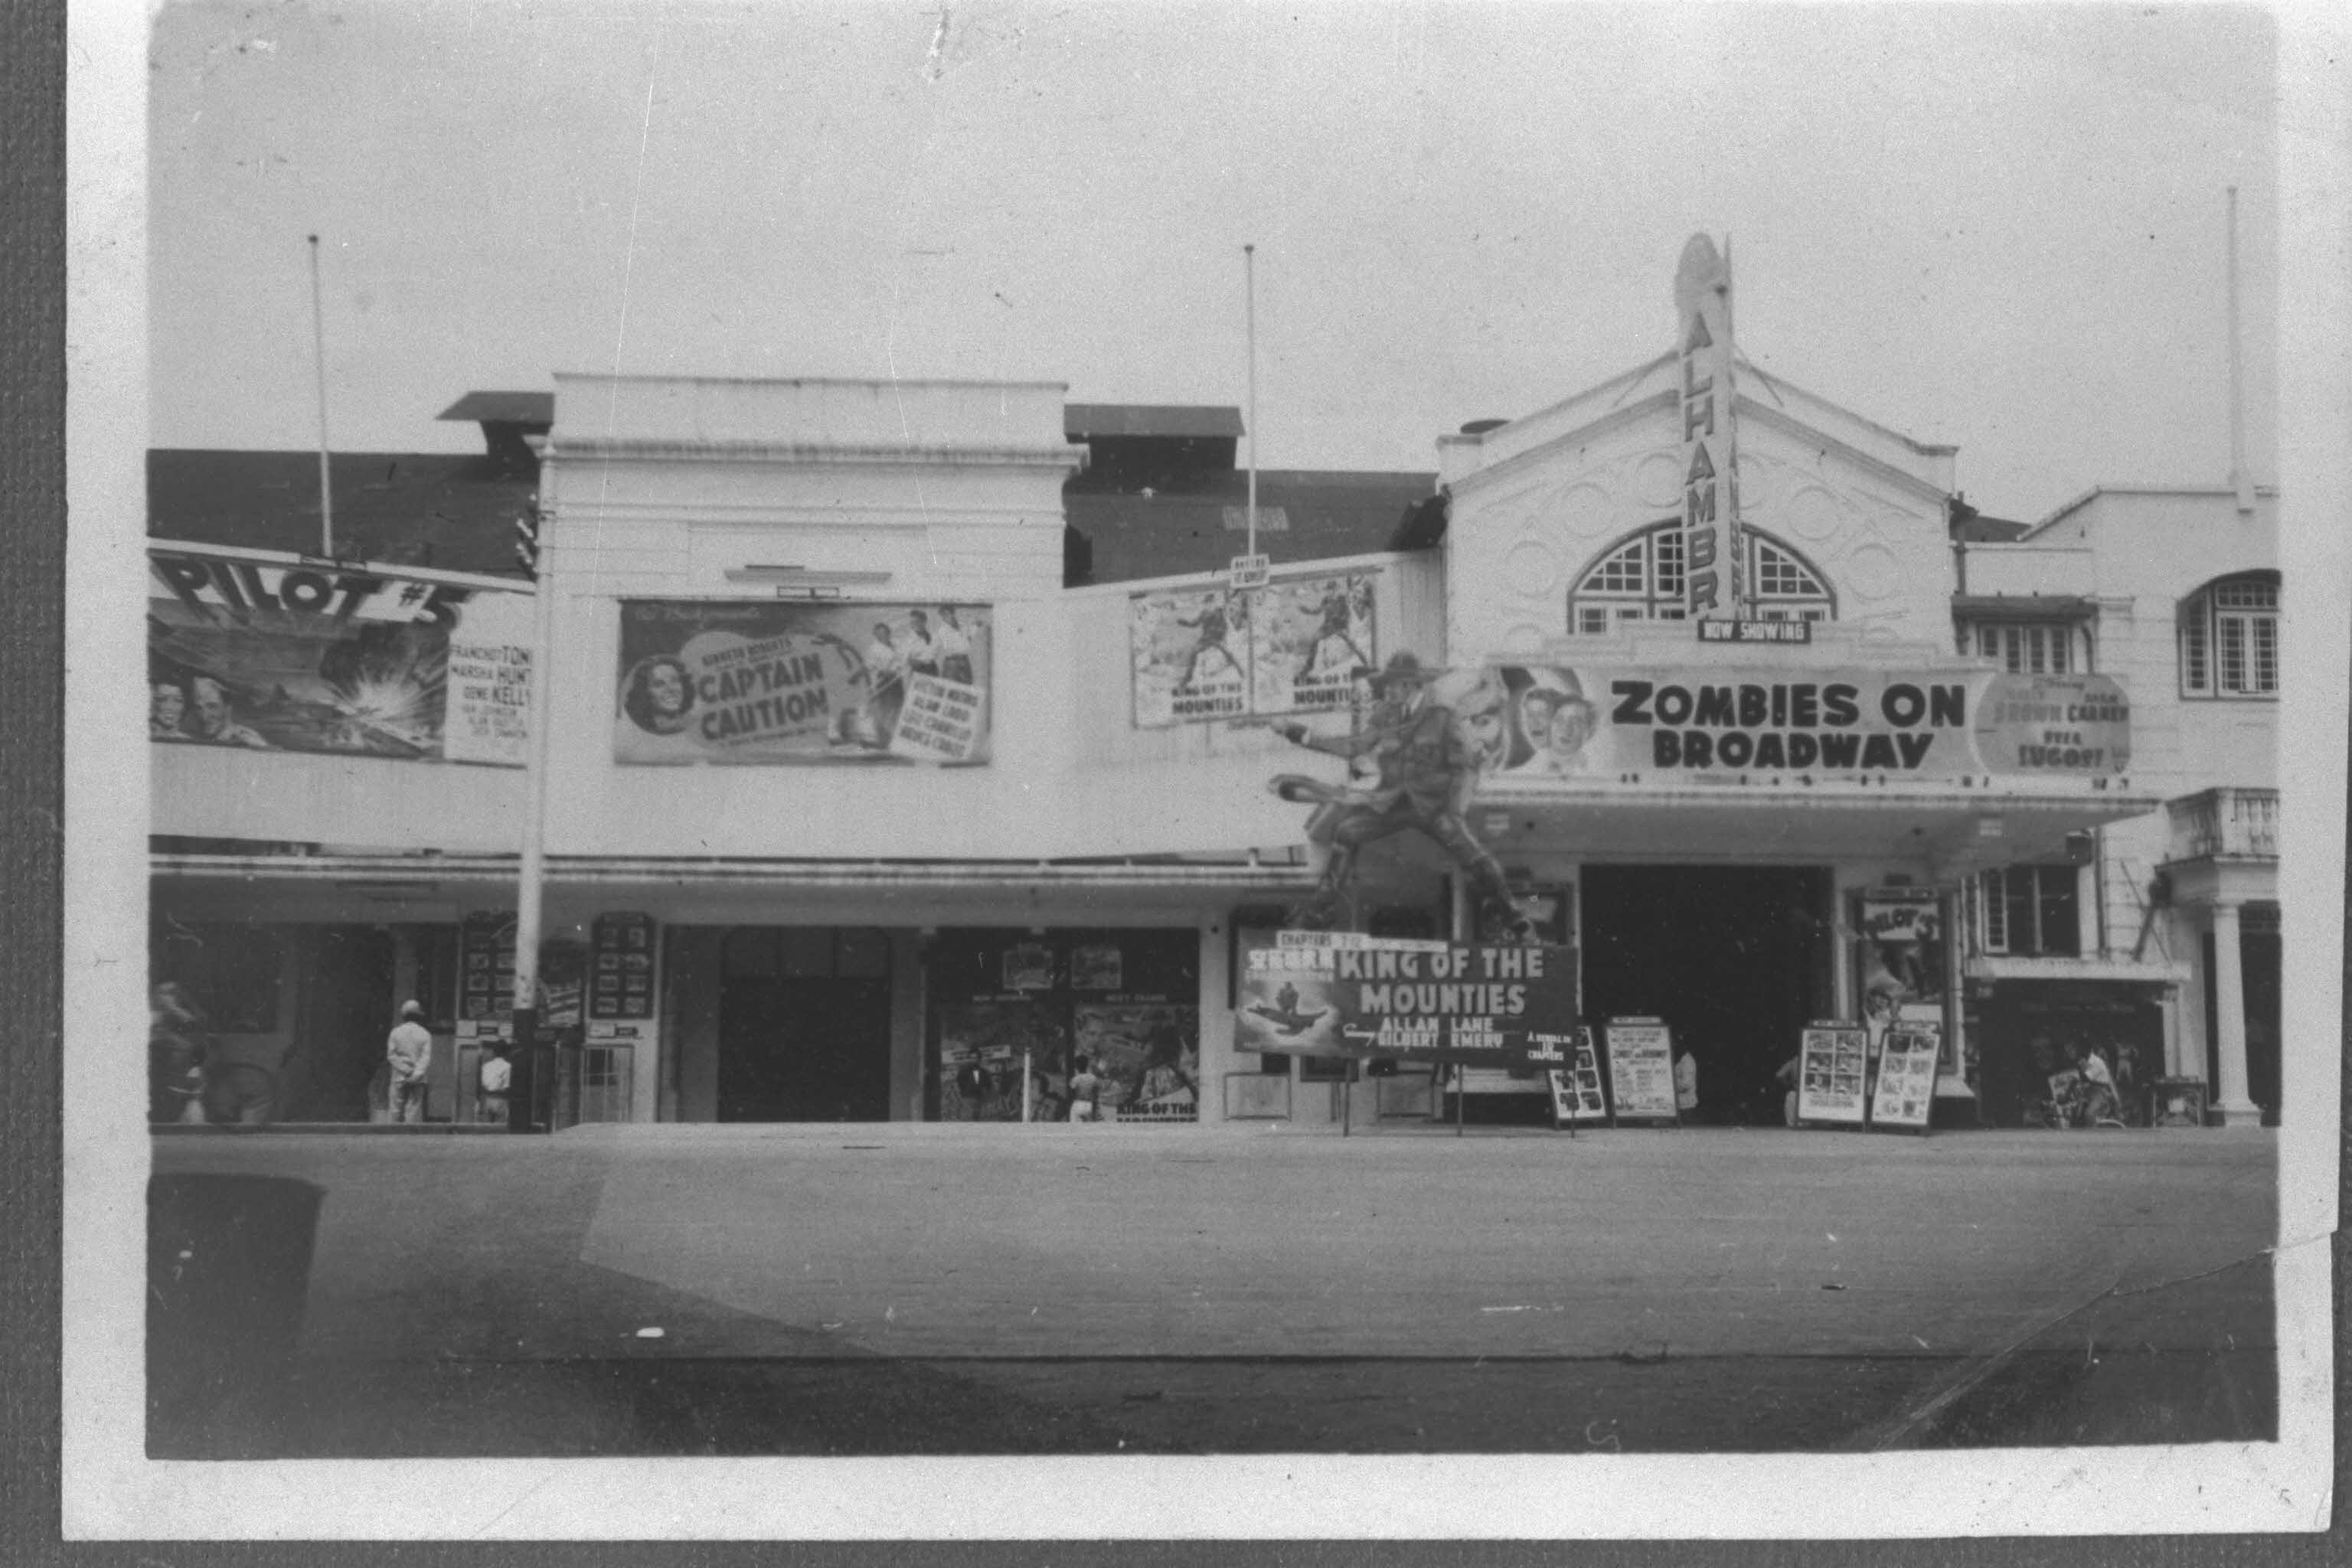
[[2226, 187, 2254, 513], [1451, 874, 1470, 1137], [507, 504, 560, 1132], [307, 235, 335, 559], [1022, 1047, 1032, 1123], [1244, 244, 1259, 564]]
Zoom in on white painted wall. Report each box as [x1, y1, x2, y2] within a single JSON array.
[[152, 745, 524, 851]]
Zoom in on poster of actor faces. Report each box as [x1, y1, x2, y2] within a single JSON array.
[[148, 544, 535, 764], [614, 599, 991, 765], [1129, 571, 1378, 727]]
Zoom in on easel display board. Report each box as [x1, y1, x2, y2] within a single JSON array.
[[1601, 1018, 1680, 1125], [1867, 1023, 1939, 1134], [1794, 1022, 1870, 1127], [1543, 1027, 1608, 1127]]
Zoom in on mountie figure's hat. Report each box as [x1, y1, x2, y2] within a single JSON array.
[[1370, 652, 1433, 691]]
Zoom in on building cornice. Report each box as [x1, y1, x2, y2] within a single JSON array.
[[151, 853, 1317, 893], [547, 439, 1087, 470]]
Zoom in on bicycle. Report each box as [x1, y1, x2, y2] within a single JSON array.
[[199, 1058, 279, 1127]]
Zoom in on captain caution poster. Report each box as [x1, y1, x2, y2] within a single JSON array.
[[614, 599, 992, 765]]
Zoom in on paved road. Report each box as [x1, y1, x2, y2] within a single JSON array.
[[149, 1122, 2278, 1455]]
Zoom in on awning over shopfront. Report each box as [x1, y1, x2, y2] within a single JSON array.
[[150, 852, 1319, 926], [1401, 781, 2159, 875]]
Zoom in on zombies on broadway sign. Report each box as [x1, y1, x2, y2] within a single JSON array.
[[1236, 931, 1579, 1066], [1465, 664, 2132, 782], [147, 544, 534, 765], [614, 599, 991, 764]]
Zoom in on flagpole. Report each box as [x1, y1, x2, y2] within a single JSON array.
[[1245, 244, 1259, 562], [307, 235, 335, 558], [2226, 187, 2254, 514]]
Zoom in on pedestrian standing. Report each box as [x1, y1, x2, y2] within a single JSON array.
[[953, 1057, 988, 1120], [386, 1000, 433, 1124], [1775, 1054, 1802, 1127], [1673, 1048, 1700, 1122], [1067, 1054, 1102, 1123], [475, 1042, 512, 1125]]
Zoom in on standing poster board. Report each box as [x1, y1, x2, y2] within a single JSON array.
[[1795, 1022, 1870, 1127], [1867, 1023, 1941, 1134], [1542, 1027, 1609, 1128], [1601, 1018, 1679, 1125]]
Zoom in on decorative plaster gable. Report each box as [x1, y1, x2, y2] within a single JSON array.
[[1445, 394, 1955, 663]]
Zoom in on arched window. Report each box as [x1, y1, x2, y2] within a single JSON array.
[[1566, 521, 1834, 634], [1749, 535, 1834, 620], [2179, 570, 2279, 698]]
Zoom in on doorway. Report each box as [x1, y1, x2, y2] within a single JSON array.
[[716, 927, 894, 1122], [1579, 864, 1833, 1123], [284, 926, 397, 1122]]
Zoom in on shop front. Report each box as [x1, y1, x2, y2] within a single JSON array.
[[928, 928, 1201, 1123], [1965, 977, 2170, 1128]]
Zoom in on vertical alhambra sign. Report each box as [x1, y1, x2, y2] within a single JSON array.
[[1674, 234, 1743, 619]]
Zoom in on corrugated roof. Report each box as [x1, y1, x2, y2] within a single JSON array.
[[436, 391, 555, 426], [1067, 469, 1437, 585], [1064, 403, 1244, 439], [148, 450, 537, 579], [149, 445, 1432, 587]]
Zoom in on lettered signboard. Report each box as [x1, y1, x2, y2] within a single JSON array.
[[1867, 1023, 1940, 1135], [1795, 1022, 1870, 1128], [1602, 1018, 1680, 1125], [1544, 1027, 1609, 1128]]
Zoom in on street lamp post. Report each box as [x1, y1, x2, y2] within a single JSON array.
[[506, 498, 560, 1132]]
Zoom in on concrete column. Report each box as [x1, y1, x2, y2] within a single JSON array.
[[1934, 887, 1973, 1105], [2207, 901, 2259, 1123], [1197, 917, 1231, 1128], [1828, 868, 1863, 1015], [2159, 981, 2184, 1081]]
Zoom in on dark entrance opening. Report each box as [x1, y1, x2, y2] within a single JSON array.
[[717, 927, 893, 1122], [1579, 865, 1833, 1124], [283, 926, 396, 1122]]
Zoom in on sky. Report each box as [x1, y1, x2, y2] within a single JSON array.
[[148, 0, 2287, 522]]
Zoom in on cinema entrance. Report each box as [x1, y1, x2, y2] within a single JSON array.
[[1579, 865, 1836, 1124], [714, 926, 896, 1122]]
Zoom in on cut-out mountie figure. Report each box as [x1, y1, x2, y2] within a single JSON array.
[[1269, 651, 1537, 942]]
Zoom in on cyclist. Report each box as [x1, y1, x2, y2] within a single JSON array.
[[149, 982, 208, 1125]]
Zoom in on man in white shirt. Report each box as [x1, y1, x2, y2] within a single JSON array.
[[1673, 1050, 1700, 1121], [475, 1043, 512, 1125], [386, 1000, 433, 1123], [930, 606, 975, 686]]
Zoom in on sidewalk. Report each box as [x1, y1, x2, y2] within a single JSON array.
[[149, 1122, 2278, 1455]]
